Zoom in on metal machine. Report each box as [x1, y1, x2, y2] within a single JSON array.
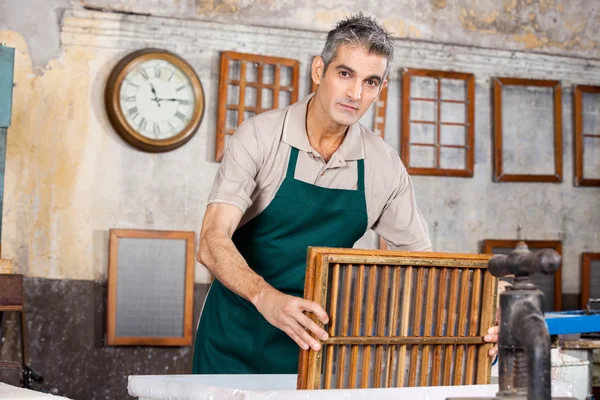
[[448, 241, 576, 400]]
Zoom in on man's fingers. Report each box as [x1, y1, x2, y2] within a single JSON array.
[[284, 326, 309, 351], [297, 313, 329, 341], [288, 321, 321, 351], [299, 299, 329, 324], [484, 334, 498, 343], [489, 345, 498, 357]]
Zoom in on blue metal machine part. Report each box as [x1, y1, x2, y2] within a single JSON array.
[[545, 310, 600, 335]]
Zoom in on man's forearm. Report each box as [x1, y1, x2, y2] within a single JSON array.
[[199, 229, 270, 306]]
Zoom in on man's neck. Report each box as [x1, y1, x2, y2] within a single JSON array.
[[306, 96, 349, 162]]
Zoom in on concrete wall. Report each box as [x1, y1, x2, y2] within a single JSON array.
[[0, 1, 599, 398]]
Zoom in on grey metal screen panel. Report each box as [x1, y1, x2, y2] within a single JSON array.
[[115, 237, 186, 337]]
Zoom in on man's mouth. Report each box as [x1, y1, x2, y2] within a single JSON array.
[[338, 103, 358, 112]]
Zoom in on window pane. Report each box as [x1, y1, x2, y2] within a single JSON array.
[[441, 78, 467, 101], [441, 102, 466, 124], [440, 147, 466, 170], [409, 145, 435, 168], [582, 92, 600, 134], [410, 76, 436, 99], [501, 85, 555, 175], [411, 123, 436, 144], [440, 125, 466, 146], [410, 100, 436, 122], [583, 136, 600, 179], [246, 61, 258, 82]]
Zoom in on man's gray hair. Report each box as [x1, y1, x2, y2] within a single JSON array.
[[321, 13, 394, 79]]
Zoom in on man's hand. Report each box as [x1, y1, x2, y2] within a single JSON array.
[[254, 285, 329, 351], [484, 325, 499, 356], [484, 308, 500, 357]]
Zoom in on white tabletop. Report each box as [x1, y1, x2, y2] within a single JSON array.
[[0, 383, 71, 400]]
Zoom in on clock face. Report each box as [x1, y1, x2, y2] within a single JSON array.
[[119, 59, 196, 140]]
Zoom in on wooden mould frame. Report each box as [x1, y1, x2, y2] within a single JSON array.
[[573, 85, 600, 186], [107, 229, 196, 346], [297, 247, 497, 390], [581, 252, 600, 309], [215, 51, 300, 161], [482, 239, 562, 311], [493, 78, 563, 183], [401, 68, 475, 177], [310, 56, 388, 139]]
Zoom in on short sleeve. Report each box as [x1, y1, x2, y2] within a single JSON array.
[[207, 121, 261, 213], [371, 159, 432, 251]]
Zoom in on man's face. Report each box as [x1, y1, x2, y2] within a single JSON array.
[[314, 45, 388, 127]]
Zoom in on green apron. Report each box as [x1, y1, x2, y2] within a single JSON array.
[[192, 137, 368, 374]]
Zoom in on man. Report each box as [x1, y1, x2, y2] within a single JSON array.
[[193, 13, 498, 374]]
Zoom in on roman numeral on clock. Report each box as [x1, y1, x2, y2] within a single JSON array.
[[175, 111, 186, 121]]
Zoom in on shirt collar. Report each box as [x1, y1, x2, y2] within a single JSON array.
[[282, 93, 365, 161]]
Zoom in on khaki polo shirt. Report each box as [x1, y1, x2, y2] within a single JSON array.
[[208, 94, 432, 251]]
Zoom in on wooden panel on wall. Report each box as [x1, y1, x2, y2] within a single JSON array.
[[215, 51, 300, 161], [297, 247, 496, 390], [401, 69, 475, 177], [573, 85, 600, 186], [493, 78, 562, 183], [581, 252, 600, 309], [107, 229, 195, 346], [482, 239, 562, 311]]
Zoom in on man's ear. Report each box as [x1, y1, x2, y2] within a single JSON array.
[[311, 56, 325, 87], [378, 79, 388, 96]]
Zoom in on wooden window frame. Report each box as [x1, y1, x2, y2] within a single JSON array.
[[298, 247, 497, 390], [581, 252, 600, 309], [215, 51, 300, 162], [493, 78, 563, 183], [482, 239, 562, 311], [573, 85, 600, 186], [107, 229, 195, 346], [401, 68, 475, 177]]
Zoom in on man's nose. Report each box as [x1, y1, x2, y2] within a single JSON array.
[[346, 80, 362, 101]]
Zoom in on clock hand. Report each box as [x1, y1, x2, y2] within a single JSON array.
[[149, 83, 161, 107], [156, 98, 184, 101]]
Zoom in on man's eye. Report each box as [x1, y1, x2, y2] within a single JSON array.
[[340, 71, 350, 77], [366, 80, 378, 87]]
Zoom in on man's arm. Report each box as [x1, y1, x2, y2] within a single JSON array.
[[197, 203, 329, 350]]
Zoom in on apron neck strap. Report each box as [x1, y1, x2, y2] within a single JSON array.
[[286, 147, 300, 179], [357, 159, 365, 191]]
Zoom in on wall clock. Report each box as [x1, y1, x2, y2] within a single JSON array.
[[105, 49, 204, 152]]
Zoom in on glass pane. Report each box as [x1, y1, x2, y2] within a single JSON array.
[[410, 123, 436, 144], [228, 60, 241, 81], [583, 137, 600, 179], [409, 145, 435, 168], [261, 89, 273, 109], [440, 125, 466, 146], [244, 111, 255, 121], [245, 87, 257, 108], [501, 85, 555, 175], [440, 147, 466, 170], [582, 92, 600, 134], [441, 78, 467, 101], [441, 102, 466, 124], [226, 110, 238, 131], [410, 76, 436, 99], [410, 100, 436, 122], [280, 66, 293, 87], [591, 260, 600, 300], [279, 90, 291, 107], [227, 85, 239, 106], [246, 62, 258, 82], [263, 64, 275, 85]]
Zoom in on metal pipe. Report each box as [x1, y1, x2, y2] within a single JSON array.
[[511, 299, 551, 400]]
